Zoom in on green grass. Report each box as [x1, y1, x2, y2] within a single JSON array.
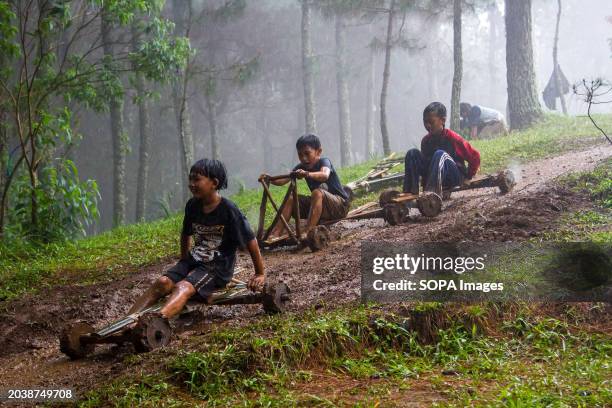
[[541, 157, 612, 243], [1, 114, 611, 301], [79, 303, 612, 407]]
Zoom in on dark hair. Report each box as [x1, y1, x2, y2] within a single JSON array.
[[460, 102, 471, 115], [296, 134, 321, 150], [423, 102, 447, 120], [190, 158, 228, 190]]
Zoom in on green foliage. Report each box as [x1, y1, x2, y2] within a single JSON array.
[[130, 18, 191, 83], [8, 159, 100, 242], [80, 305, 612, 407], [561, 157, 612, 209], [0, 0, 190, 245], [0, 214, 181, 301]]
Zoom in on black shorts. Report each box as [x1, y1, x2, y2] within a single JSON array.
[[164, 257, 227, 301]]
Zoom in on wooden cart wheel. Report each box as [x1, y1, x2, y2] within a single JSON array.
[[307, 225, 331, 252], [59, 321, 95, 360], [131, 314, 172, 353], [417, 192, 442, 217], [497, 170, 516, 194], [383, 204, 405, 225], [262, 282, 291, 314], [379, 189, 400, 207]]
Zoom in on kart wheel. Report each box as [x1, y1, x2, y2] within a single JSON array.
[[262, 282, 291, 314], [60, 321, 95, 360], [383, 204, 405, 226], [307, 225, 331, 252], [497, 170, 516, 194], [131, 314, 172, 353], [417, 192, 442, 217], [379, 189, 400, 207]]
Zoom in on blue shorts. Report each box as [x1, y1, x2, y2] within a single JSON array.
[[164, 256, 227, 301]]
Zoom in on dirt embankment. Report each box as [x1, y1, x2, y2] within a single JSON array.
[[0, 142, 610, 400]]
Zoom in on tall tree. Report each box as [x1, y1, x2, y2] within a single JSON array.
[[487, 2, 501, 105], [552, 0, 567, 115], [131, 25, 152, 222], [365, 41, 376, 158], [172, 0, 195, 201], [379, 0, 396, 156], [450, 0, 462, 130], [505, 0, 543, 129], [301, 0, 317, 134], [101, 9, 127, 227], [335, 13, 352, 166]]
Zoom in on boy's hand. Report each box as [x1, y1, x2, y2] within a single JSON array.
[[248, 274, 265, 292], [258, 173, 270, 183], [293, 169, 309, 179]]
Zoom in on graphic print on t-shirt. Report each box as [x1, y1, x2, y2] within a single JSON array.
[[190, 224, 224, 262]]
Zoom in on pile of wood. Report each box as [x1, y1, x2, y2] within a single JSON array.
[[345, 153, 404, 197]]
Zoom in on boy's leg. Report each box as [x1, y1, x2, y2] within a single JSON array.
[[160, 264, 225, 318], [128, 257, 193, 315], [307, 188, 348, 231], [424, 149, 463, 196], [159, 281, 196, 318], [305, 189, 324, 233], [403, 149, 426, 194], [127, 276, 174, 314], [268, 194, 295, 238]]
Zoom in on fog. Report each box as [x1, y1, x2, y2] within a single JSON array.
[[70, 0, 611, 232]]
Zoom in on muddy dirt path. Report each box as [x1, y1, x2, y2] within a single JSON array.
[[0, 142, 610, 402]]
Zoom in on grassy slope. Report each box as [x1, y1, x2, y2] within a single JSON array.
[[80, 303, 611, 407], [1, 114, 611, 301]]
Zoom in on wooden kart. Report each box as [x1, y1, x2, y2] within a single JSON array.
[[344, 170, 516, 225], [257, 173, 373, 251], [59, 279, 290, 359]]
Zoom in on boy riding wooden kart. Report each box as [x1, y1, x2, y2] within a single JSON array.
[[258, 134, 351, 251], [60, 159, 290, 359]]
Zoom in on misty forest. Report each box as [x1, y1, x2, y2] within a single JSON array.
[[1, 0, 610, 239], [0, 0, 611, 406]]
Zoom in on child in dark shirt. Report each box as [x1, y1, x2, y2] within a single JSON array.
[[129, 159, 265, 319], [404, 102, 481, 196], [261, 134, 349, 238]]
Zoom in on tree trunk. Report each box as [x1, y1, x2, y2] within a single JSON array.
[[335, 15, 351, 166], [301, 0, 317, 134], [505, 0, 543, 130], [488, 3, 500, 105], [205, 92, 220, 160], [450, 0, 462, 131], [380, 0, 396, 156], [132, 28, 151, 222], [0, 119, 7, 237], [553, 0, 567, 115], [172, 0, 194, 200], [365, 44, 375, 159], [101, 12, 126, 227]]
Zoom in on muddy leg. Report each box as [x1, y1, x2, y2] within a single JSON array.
[[128, 276, 174, 314], [306, 189, 324, 234], [269, 194, 294, 238], [160, 281, 196, 318]]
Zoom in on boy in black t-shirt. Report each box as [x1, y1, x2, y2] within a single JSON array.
[[261, 134, 349, 238], [128, 159, 265, 319]]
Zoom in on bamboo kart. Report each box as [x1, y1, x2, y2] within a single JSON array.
[[59, 280, 290, 359], [256, 173, 334, 251], [355, 169, 517, 225]]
